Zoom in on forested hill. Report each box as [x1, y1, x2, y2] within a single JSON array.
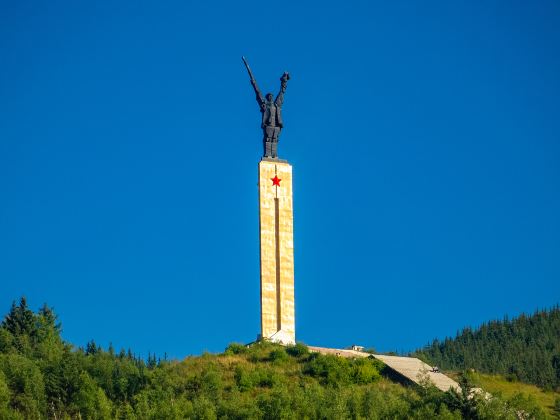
[[1, 297, 552, 418], [413, 306, 560, 390]]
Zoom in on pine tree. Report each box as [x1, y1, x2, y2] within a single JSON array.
[[85, 340, 98, 356], [38, 303, 60, 333], [414, 305, 560, 389], [2, 297, 37, 337]]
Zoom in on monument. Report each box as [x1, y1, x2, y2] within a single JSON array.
[[243, 57, 295, 345]]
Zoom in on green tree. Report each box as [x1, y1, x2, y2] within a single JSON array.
[[257, 384, 293, 420], [0, 353, 46, 419], [192, 396, 217, 420], [0, 371, 12, 412], [0, 327, 14, 354], [72, 371, 112, 419]]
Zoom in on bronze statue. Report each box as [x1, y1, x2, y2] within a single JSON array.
[[242, 56, 290, 158]]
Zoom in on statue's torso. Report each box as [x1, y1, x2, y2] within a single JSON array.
[[263, 101, 280, 127]]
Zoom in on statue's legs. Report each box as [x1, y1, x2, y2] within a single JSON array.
[[271, 127, 281, 158], [263, 126, 275, 158], [264, 141, 273, 157], [263, 126, 281, 158], [263, 127, 270, 157]]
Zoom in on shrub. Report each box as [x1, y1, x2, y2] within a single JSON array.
[[286, 343, 309, 358], [505, 392, 546, 419], [245, 341, 278, 362], [234, 366, 253, 392], [252, 367, 280, 388], [553, 397, 560, 417], [269, 348, 289, 363], [224, 343, 247, 355], [192, 396, 217, 420], [304, 354, 351, 387], [351, 358, 381, 384]]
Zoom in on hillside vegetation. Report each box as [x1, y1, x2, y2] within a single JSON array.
[[0, 297, 554, 419], [473, 373, 560, 417], [414, 306, 560, 390]]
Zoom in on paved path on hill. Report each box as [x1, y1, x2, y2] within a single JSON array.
[[307, 346, 461, 393]]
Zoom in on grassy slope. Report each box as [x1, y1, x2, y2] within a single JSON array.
[[445, 370, 560, 417], [475, 373, 559, 417]]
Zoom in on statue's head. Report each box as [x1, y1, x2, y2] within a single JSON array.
[[265, 93, 273, 102]]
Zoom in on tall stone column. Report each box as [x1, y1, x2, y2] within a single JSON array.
[[258, 158, 295, 345]]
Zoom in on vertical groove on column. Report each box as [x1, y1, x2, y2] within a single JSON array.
[[274, 197, 281, 331]]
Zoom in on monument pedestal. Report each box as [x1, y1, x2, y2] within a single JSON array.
[[258, 158, 295, 345]]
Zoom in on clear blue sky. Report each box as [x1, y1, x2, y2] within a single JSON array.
[[1, 1, 559, 358]]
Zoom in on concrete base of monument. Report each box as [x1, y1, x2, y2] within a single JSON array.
[[268, 330, 296, 345], [256, 330, 296, 346]]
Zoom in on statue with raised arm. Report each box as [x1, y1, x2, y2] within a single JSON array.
[[242, 56, 290, 158]]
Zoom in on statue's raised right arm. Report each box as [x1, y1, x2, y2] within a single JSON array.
[[275, 72, 290, 107], [242, 56, 265, 107]]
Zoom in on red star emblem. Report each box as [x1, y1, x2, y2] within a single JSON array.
[[271, 175, 282, 186]]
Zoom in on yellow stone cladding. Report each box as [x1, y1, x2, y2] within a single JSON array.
[[258, 159, 295, 344]]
